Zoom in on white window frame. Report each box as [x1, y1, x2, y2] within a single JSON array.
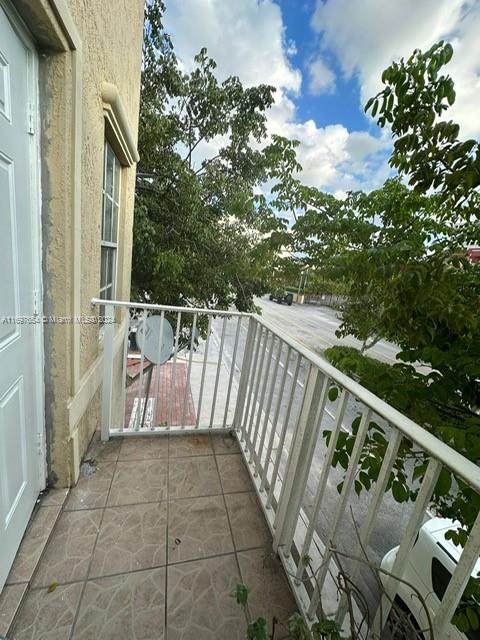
[[100, 140, 121, 312]]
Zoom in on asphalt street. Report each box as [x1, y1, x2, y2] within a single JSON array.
[[257, 295, 400, 364]]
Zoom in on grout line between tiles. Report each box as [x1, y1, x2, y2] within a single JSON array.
[[6, 492, 67, 636], [212, 445, 250, 628], [24, 562, 172, 591], [164, 435, 170, 640], [19, 545, 267, 594], [167, 546, 264, 568], [68, 437, 120, 640]]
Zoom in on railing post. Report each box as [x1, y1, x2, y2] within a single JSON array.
[[433, 509, 480, 639], [266, 352, 301, 509], [273, 367, 328, 556], [307, 406, 372, 619], [370, 458, 441, 636], [233, 316, 256, 434], [335, 427, 402, 625], [101, 303, 115, 441]]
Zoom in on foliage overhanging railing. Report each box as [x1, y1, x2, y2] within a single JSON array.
[[92, 298, 480, 639]]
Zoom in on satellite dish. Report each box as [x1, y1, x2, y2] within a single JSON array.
[[136, 315, 174, 364]]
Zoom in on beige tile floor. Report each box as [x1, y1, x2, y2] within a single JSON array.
[[5, 431, 297, 640]]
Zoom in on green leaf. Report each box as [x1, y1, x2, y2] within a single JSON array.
[[345, 436, 355, 455], [351, 416, 361, 435], [434, 468, 452, 497], [359, 470, 372, 490], [369, 421, 385, 433], [391, 480, 409, 503], [412, 461, 428, 481], [288, 613, 311, 638], [301, 554, 312, 567], [453, 612, 471, 633], [336, 430, 348, 448], [247, 617, 267, 640], [328, 386, 339, 402], [372, 432, 387, 445], [467, 607, 480, 631], [230, 583, 250, 606], [443, 43, 453, 64], [364, 97, 375, 112], [337, 451, 349, 470]]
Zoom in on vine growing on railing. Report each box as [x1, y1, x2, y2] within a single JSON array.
[[230, 542, 435, 640]]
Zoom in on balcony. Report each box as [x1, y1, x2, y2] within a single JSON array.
[[1, 298, 480, 639], [2, 431, 297, 639]]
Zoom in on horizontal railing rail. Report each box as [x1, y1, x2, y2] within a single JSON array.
[[93, 298, 480, 639], [90, 297, 250, 317]]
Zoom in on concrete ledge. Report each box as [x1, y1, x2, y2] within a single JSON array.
[[102, 82, 139, 166]]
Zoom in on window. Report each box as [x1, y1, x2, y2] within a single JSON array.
[[100, 141, 120, 315], [431, 557, 452, 601]]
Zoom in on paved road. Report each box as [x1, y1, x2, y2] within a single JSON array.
[[257, 296, 400, 363], [210, 297, 419, 616]]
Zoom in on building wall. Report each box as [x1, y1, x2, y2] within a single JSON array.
[[13, 0, 144, 486]]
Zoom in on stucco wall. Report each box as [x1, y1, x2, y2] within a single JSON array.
[[65, 0, 143, 485], [67, 0, 143, 380], [15, 0, 144, 486]]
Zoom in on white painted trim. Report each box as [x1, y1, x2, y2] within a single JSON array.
[[0, 0, 46, 491], [67, 318, 127, 432], [30, 38, 46, 491], [102, 82, 140, 166], [41, 0, 83, 396]]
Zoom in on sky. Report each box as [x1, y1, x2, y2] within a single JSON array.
[[163, 0, 480, 199]]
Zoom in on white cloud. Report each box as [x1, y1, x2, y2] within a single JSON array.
[[311, 0, 480, 138], [269, 119, 390, 192], [307, 57, 336, 95], [164, 0, 301, 93], [164, 0, 389, 194]]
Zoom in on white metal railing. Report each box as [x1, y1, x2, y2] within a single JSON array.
[[93, 299, 247, 438], [92, 298, 480, 639]]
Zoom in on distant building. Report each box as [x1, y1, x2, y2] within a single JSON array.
[[467, 247, 480, 263]]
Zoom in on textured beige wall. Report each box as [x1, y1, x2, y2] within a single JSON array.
[[19, 0, 144, 486], [68, 0, 143, 485], [67, 0, 143, 380]]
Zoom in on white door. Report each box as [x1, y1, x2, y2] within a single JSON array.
[[0, 4, 44, 590]]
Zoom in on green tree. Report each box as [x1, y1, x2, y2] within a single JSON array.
[[362, 43, 480, 451], [293, 42, 479, 456], [292, 178, 441, 352], [133, 1, 297, 311], [315, 41, 480, 631]]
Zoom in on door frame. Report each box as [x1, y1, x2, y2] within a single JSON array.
[[0, 0, 46, 491]]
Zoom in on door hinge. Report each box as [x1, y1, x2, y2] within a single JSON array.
[[33, 289, 39, 317], [27, 102, 35, 135]]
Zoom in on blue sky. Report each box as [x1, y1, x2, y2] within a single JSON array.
[[276, 0, 368, 132], [164, 0, 479, 197]]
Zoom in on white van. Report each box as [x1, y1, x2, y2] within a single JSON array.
[[381, 518, 480, 639]]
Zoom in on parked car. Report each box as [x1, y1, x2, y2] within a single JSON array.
[[269, 288, 294, 305], [381, 517, 480, 639]]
